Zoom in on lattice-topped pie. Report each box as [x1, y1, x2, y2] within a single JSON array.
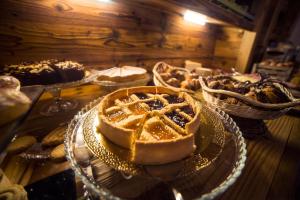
[[97, 86, 201, 165]]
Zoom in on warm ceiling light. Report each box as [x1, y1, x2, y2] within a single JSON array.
[[97, 0, 110, 2], [184, 10, 207, 25]]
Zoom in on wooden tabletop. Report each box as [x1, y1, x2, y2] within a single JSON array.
[[3, 84, 300, 200]]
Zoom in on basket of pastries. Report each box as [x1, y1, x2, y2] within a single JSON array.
[[152, 62, 201, 94], [199, 74, 300, 119]]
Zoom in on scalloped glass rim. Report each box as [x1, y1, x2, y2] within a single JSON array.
[[65, 98, 247, 200]]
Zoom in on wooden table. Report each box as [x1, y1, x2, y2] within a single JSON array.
[[3, 84, 300, 200]]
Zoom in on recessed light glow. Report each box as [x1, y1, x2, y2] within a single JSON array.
[[97, 0, 110, 2], [184, 10, 207, 25]]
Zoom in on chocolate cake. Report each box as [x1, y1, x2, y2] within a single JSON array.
[[52, 60, 85, 83], [1, 60, 85, 86]]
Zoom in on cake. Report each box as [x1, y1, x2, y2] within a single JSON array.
[[96, 66, 148, 83], [97, 86, 201, 165], [1, 60, 86, 86], [52, 60, 85, 82]]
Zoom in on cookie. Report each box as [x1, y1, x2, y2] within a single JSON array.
[[42, 126, 66, 147], [50, 144, 66, 162], [6, 136, 37, 154]]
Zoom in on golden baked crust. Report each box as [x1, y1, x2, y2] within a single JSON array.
[[97, 86, 201, 165]]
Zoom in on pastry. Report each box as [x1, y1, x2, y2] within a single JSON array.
[[0, 76, 20, 90], [96, 66, 148, 83], [6, 136, 37, 154], [154, 62, 201, 91], [42, 126, 66, 147], [97, 86, 201, 165], [50, 144, 66, 162], [0, 89, 31, 126], [205, 75, 291, 104], [1, 59, 86, 86]]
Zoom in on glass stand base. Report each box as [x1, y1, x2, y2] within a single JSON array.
[[40, 99, 79, 116]]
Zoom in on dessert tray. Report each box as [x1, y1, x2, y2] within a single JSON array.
[[200, 76, 300, 119], [65, 97, 246, 199]]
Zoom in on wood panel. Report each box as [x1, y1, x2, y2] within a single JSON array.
[[236, 30, 256, 73], [212, 26, 244, 70], [160, 0, 254, 30], [0, 0, 219, 70]]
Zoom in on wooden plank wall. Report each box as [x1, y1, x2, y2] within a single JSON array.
[[213, 26, 244, 70], [0, 0, 228, 71]]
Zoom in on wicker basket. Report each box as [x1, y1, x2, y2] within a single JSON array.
[[152, 62, 196, 94], [199, 77, 300, 119]]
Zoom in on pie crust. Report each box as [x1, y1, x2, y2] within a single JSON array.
[[97, 86, 201, 165], [96, 66, 148, 83]]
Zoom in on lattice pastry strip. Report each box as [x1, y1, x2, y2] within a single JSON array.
[[105, 91, 196, 138]]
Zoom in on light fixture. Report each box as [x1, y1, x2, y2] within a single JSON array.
[[184, 10, 207, 25], [97, 0, 111, 2]]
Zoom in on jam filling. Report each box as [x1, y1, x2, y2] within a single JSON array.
[[164, 95, 185, 104], [147, 123, 176, 140], [122, 121, 141, 130], [128, 103, 147, 115], [134, 93, 149, 100], [181, 106, 195, 117], [166, 111, 189, 128], [107, 110, 127, 122], [146, 100, 164, 110]]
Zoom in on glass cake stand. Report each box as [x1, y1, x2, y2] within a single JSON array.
[[40, 71, 97, 116], [65, 98, 247, 200]]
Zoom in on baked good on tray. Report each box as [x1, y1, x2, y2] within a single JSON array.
[[96, 66, 148, 83], [153, 62, 201, 93], [0, 76, 20, 90], [0, 89, 31, 126], [1, 60, 85, 86], [200, 74, 300, 119], [97, 86, 201, 165], [204, 75, 291, 104]]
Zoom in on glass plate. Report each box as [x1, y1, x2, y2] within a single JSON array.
[[82, 104, 225, 178], [65, 98, 247, 200]]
